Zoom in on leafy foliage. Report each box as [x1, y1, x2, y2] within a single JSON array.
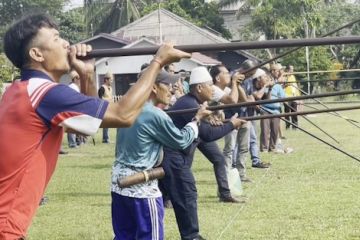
[[0, 53, 20, 95], [84, 0, 141, 35], [142, 0, 232, 39], [240, 0, 360, 80], [57, 8, 87, 44], [0, 0, 69, 53]]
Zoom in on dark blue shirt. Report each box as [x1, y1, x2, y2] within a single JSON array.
[[164, 93, 235, 168]]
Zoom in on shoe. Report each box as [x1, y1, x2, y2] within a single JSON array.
[[197, 235, 207, 240], [252, 162, 271, 168], [271, 148, 285, 154], [68, 145, 78, 148], [240, 176, 253, 183], [102, 140, 110, 144], [59, 150, 68, 155], [285, 147, 294, 154], [219, 196, 246, 204]]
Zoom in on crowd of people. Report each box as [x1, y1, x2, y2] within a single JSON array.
[[0, 13, 301, 240]]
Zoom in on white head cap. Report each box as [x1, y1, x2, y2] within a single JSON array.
[[189, 67, 212, 85], [252, 69, 266, 79], [270, 63, 283, 71]]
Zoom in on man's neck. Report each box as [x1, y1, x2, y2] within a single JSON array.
[[25, 65, 62, 82], [215, 83, 226, 90], [189, 92, 204, 104], [24, 66, 64, 83]]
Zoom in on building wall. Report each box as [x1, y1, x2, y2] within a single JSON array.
[[116, 11, 227, 45], [96, 55, 205, 89]]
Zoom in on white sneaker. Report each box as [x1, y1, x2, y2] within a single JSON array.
[[285, 147, 294, 154], [272, 148, 285, 154]]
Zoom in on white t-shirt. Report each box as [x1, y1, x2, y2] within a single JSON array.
[[212, 85, 231, 102]]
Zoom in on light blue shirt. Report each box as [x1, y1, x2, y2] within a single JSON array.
[[262, 83, 285, 114], [111, 101, 198, 198]]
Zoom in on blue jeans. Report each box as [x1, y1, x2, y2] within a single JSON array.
[[223, 123, 250, 178], [67, 133, 77, 148], [102, 128, 109, 143], [230, 121, 261, 168], [249, 121, 261, 165]]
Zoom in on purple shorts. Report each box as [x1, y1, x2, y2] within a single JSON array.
[[111, 192, 164, 240]]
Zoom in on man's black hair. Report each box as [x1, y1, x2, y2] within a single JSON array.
[[240, 59, 257, 71], [3, 14, 58, 69], [209, 64, 225, 84]]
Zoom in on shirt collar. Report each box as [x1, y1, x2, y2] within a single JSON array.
[[187, 93, 202, 104], [21, 69, 54, 82]]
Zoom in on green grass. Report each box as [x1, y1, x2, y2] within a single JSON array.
[[28, 105, 360, 240]]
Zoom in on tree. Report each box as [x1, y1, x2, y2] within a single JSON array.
[[142, 0, 232, 39], [84, 0, 141, 35], [57, 8, 87, 44], [0, 53, 19, 95], [234, 0, 360, 78], [0, 0, 69, 52], [0, 0, 67, 24], [318, 1, 360, 68]]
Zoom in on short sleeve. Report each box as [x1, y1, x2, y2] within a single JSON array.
[[212, 85, 226, 102], [36, 84, 109, 135]]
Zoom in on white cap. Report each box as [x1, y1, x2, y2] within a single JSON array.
[[270, 63, 283, 70], [189, 67, 212, 85], [252, 69, 266, 79]]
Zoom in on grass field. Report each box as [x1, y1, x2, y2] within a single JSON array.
[[28, 104, 360, 240]]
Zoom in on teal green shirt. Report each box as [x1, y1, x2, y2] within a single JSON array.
[[111, 101, 197, 198]]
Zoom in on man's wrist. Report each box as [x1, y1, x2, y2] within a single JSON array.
[[192, 116, 201, 125], [151, 57, 163, 68]]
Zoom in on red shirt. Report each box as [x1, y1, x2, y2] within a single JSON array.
[[0, 70, 108, 239]]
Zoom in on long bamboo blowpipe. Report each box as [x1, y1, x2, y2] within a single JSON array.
[[240, 18, 360, 74], [166, 89, 360, 115], [241, 105, 360, 121], [258, 107, 360, 162], [292, 85, 360, 129], [82, 36, 360, 59]]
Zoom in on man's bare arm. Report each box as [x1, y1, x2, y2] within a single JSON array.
[[101, 43, 191, 128]]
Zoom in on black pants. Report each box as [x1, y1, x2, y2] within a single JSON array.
[[161, 152, 199, 240], [284, 101, 298, 128], [197, 141, 231, 199]]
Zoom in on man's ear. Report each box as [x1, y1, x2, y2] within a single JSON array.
[[216, 75, 220, 82], [152, 84, 158, 94], [196, 84, 202, 93], [28, 47, 44, 63]]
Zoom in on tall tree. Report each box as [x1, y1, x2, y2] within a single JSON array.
[[84, 0, 142, 35], [229, 0, 335, 72], [57, 8, 87, 44], [142, 0, 232, 39], [0, 0, 68, 52]]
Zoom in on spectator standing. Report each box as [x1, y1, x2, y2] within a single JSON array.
[[98, 72, 114, 143], [284, 65, 300, 129], [67, 70, 81, 148]]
